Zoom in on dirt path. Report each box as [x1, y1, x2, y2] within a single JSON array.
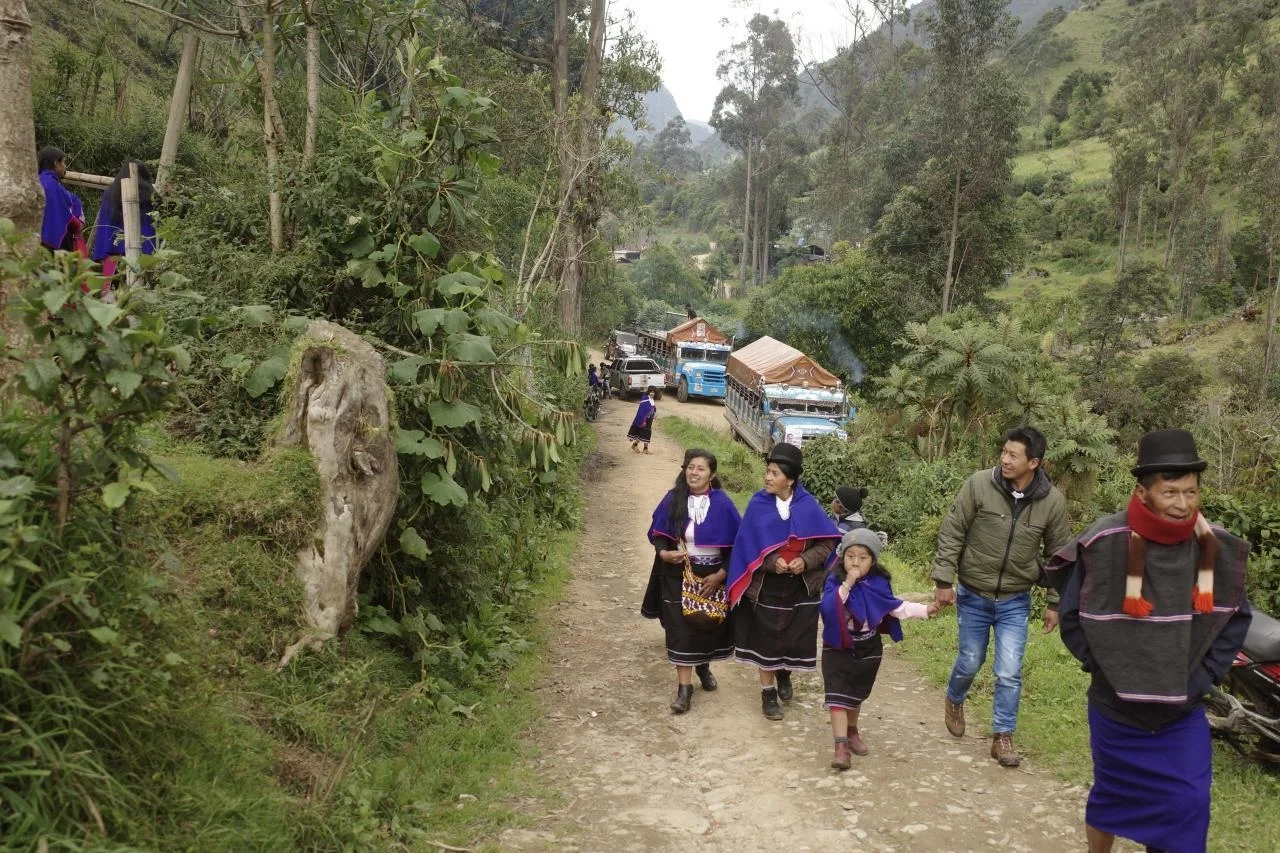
[[504, 397, 1100, 851]]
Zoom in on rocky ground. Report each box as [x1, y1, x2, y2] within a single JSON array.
[[502, 393, 1128, 851]]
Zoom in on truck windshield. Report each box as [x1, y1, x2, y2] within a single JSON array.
[[775, 399, 844, 415], [679, 347, 728, 364]]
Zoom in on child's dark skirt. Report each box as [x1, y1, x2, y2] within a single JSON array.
[[821, 634, 884, 710]]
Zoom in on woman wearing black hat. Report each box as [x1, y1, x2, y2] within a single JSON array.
[[726, 442, 843, 720]]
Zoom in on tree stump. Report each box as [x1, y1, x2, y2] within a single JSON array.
[[276, 320, 397, 669]]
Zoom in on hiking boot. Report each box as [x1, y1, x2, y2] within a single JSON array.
[[831, 739, 852, 770], [695, 663, 718, 691], [761, 687, 784, 720], [775, 669, 793, 702], [991, 732, 1020, 767], [944, 698, 965, 737], [670, 683, 693, 714], [848, 728, 869, 756]]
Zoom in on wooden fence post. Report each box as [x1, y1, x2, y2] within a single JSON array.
[[122, 162, 142, 288]]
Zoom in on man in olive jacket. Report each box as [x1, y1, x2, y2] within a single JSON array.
[[933, 426, 1071, 768]]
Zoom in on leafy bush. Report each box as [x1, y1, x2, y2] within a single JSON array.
[[1203, 492, 1280, 613], [798, 434, 864, 509], [0, 233, 188, 846]]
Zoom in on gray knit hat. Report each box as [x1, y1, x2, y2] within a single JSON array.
[[836, 527, 882, 561]]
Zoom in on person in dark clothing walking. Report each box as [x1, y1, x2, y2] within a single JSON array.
[[932, 426, 1071, 767], [1046, 429, 1251, 853]]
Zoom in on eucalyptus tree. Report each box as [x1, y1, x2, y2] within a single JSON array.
[[0, 0, 41, 241], [710, 13, 798, 290]]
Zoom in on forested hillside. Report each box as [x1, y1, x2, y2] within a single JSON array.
[[4, 0, 1280, 848]]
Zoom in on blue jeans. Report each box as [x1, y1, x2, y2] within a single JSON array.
[[945, 583, 1030, 734]]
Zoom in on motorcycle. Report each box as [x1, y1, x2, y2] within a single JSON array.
[[584, 386, 604, 422], [1206, 604, 1280, 765]]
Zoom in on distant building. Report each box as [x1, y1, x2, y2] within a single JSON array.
[[613, 249, 641, 264]]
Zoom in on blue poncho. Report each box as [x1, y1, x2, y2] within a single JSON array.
[[819, 571, 905, 648], [726, 484, 840, 606]]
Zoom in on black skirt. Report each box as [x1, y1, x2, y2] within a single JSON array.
[[642, 557, 733, 666], [733, 572, 820, 672], [627, 422, 653, 443], [821, 635, 884, 709]]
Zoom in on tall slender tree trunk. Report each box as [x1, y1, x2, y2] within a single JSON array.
[[1263, 250, 1278, 398], [156, 28, 199, 195], [1135, 185, 1144, 256], [760, 180, 771, 287], [0, 0, 41, 240], [555, 0, 605, 333], [1116, 188, 1129, 277], [236, 1, 288, 252], [941, 167, 963, 313], [739, 139, 753, 288], [303, 0, 320, 166]]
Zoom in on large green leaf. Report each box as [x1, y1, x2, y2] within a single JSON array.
[[84, 298, 123, 328], [394, 428, 446, 458], [20, 358, 61, 394], [428, 400, 483, 428], [233, 304, 274, 327], [245, 355, 289, 398], [414, 308, 445, 337], [400, 527, 431, 560], [420, 470, 468, 506], [0, 613, 21, 648], [435, 271, 485, 296], [389, 355, 429, 383], [409, 231, 441, 259], [0, 476, 35, 498], [106, 369, 143, 400], [446, 332, 496, 363], [102, 482, 131, 509]]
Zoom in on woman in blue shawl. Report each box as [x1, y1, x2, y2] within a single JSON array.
[[727, 442, 841, 721], [91, 160, 158, 278], [627, 388, 657, 453], [642, 448, 741, 714], [37, 146, 84, 254]]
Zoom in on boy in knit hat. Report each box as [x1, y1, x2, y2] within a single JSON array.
[[820, 528, 938, 769]]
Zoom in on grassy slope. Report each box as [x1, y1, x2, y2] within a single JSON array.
[[659, 415, 1280, 852], [108, 444, 582, 850]]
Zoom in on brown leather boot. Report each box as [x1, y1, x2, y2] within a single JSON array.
[[944, 698, 965, 737], [848, 728, 869, 756], [990, 732, 1020, 767], [831, 739, 852, 770]]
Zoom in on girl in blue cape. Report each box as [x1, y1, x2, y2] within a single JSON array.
[[37, 146, 85, 254], [641, 448, 742, 713], [726, 442, 841, 721], [821, 528, 937, 769]]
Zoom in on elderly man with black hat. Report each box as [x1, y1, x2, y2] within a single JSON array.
[[727, 442, 842, 720], [1046, 428, 1252, 853]]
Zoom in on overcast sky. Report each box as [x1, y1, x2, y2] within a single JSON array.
[[616, 0, 869, 123]]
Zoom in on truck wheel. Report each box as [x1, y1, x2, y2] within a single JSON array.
[[677, 378, 689, 403], [654, 387, 664, 400]]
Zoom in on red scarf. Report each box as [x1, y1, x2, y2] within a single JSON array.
[[1123, 493, 1218, 617]]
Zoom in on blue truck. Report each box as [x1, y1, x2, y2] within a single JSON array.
[[723, 336, 853, 453], [637, 317, 734, 402]]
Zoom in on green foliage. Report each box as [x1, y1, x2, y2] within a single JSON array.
[[741, 250, 905, 381], [793, 434, 863, 510], [1203, 491, 1280, 613], [624, 243, 708, 307], [0, 236, 186, 847]]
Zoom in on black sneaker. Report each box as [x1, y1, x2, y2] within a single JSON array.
[[761, 687, 784, 720], [775, 670, 793, 702]]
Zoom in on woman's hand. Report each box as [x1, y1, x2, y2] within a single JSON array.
[[786, 557, 806, 574], [700, 570, 726, 597], [660, 549, 685, 564], [773, 555, 790, 573]]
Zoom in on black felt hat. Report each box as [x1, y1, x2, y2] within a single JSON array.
[[765, 442, 803, 479], [1131, 429, 1208, 477], [835, 485, 867, 512]]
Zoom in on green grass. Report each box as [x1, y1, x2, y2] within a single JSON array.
[[658, 415, 760, 508], [1013, 136, 1113, 185], [1021, 0, 1131, 98], [72, 441, 586, 850]]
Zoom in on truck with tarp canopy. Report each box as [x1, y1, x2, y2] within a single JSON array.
[[637, 317, 734, 402], [723, 336, 852, 453]]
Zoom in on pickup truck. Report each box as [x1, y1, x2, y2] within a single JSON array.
[[607, 356, 665, 399]]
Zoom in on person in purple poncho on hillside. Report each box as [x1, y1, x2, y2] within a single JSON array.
[[727, 442, 842, 721], [91, 160, 159, 279], [820, 528, 938, 769], [37, 146, 85, 254], [641, 448, 742, 714]]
